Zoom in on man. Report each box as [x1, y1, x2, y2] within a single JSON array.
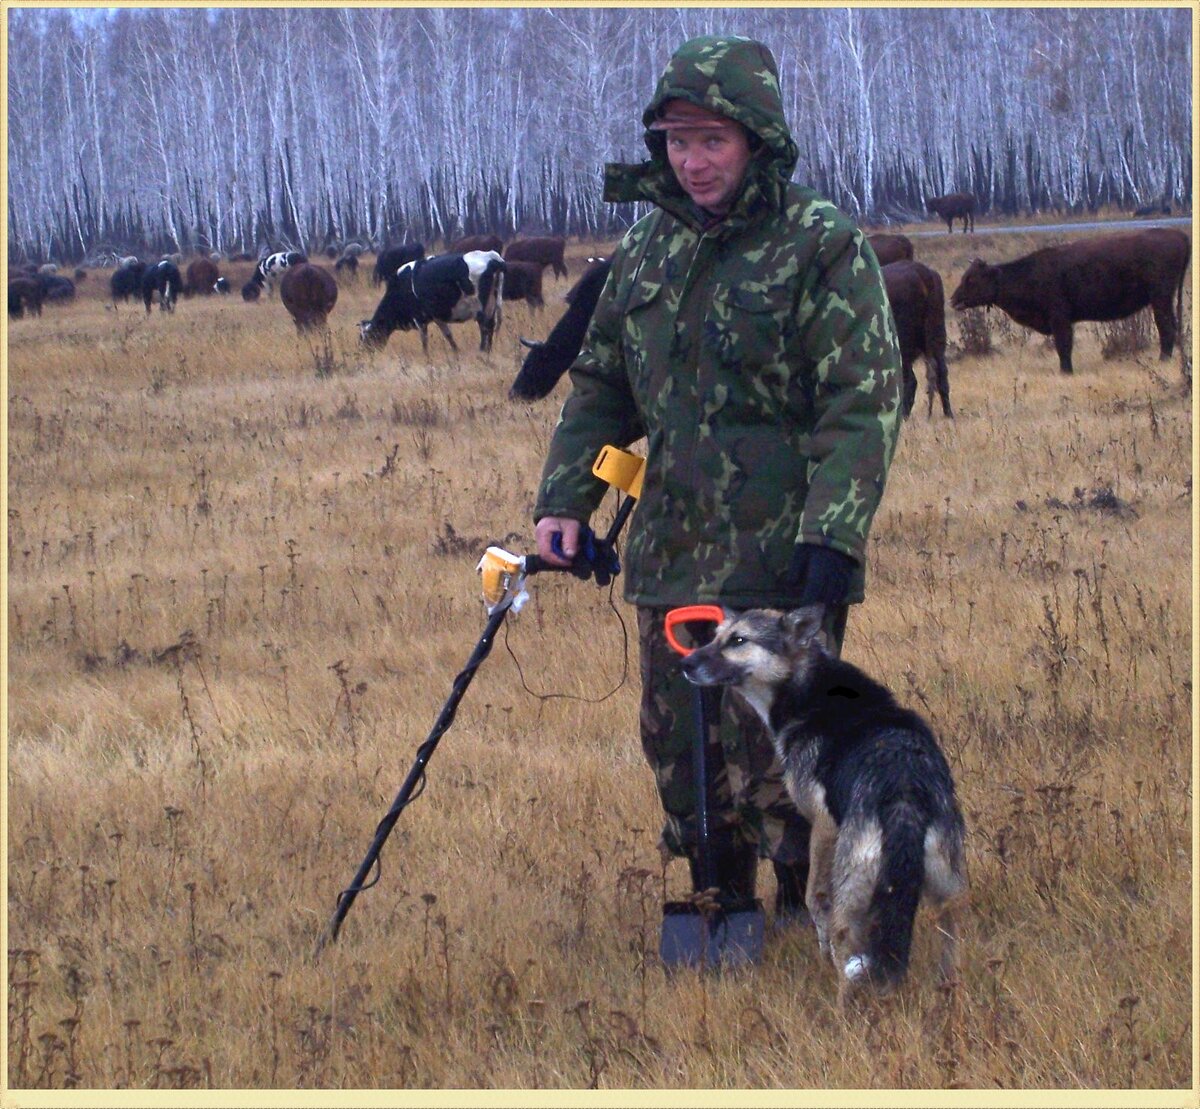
[[533, 35, 902, 924]]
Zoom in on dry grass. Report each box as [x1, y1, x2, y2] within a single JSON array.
[[4, 232, 1193, 1094]]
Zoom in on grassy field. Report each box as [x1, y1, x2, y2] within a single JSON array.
[[4, 224, 1194, 1096]]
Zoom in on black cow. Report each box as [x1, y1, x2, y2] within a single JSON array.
[[241, 251, 307, 301], [142, 260, 183, 313], [360, 250, 506, 354], [509, 258, 613, 400], [38, 274, 76, 302], [950, 228, 1191, 373], [372, 242, 425, 286], [111, 261, 148, 303], [8, 278, 44, 318], [882, 261, 953, 419], [927, 192, 976, 234]]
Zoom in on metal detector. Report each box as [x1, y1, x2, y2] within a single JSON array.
[[659, 605, 766, 970], [315, 445, 645, 955]]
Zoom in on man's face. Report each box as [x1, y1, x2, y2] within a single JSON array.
[[665, 123, 753, 216]]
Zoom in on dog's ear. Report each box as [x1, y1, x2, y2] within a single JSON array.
[[782, 605, 830, 656]]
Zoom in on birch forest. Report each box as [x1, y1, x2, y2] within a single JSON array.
[[6, 6, 1193, 262]]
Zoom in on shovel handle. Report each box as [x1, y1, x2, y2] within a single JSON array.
[[664, 605, 725, 656]]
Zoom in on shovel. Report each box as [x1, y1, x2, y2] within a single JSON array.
[[659, 605, 765, 970]]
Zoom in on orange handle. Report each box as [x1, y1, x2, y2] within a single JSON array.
[[663, 604, 726, 656]]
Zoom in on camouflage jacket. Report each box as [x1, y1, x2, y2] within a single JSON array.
[[534, 36, 902, 607]]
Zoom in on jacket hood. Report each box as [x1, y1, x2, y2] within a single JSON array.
[[604, 35, 799, 228]]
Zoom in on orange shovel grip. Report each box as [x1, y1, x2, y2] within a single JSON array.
[[663, 604, 726, 656]]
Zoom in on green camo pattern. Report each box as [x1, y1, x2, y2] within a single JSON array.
[[535, 35, 902, 608]]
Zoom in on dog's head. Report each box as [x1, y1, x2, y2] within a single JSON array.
[[680, 606, 831, 719]]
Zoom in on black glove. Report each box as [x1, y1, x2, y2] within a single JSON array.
[[784, 543, 855, 608]]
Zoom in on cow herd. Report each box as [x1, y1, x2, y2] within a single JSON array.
[[8, 213, 1191, 414]]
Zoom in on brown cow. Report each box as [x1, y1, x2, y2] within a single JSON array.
[[927, 193, 976, 233], [279, 263, 338, 333], [8, 277, 45, 318], [501, 260, 545, 311], [882, 261, 952, 419], [504, 236, 568, 280], [949, 228, 1191, 374], [185, 257, 221, 296], [868, 233, 914, 267], [451, 234, 504, 255]]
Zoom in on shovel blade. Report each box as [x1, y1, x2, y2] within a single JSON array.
[[660, 899, 765, 970]]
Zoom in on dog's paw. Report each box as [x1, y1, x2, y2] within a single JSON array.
[[843, 954, 872, 981]]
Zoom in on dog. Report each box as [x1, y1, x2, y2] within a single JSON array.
[[680, 605, 967, 1005]]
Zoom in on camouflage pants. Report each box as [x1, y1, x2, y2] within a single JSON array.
[[637, 604, 847, 864]]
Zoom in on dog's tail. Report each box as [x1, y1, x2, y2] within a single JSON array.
[[867, 801, 925, 990]]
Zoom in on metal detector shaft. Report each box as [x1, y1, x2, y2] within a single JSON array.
[[316, 598, 512, 953], [317, 463, 642, 954]]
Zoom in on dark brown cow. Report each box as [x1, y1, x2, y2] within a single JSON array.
[[185, 257, 220, 296], [451, 234, 504, 255], [504, 236, 568, 280], [868, 233, 914, 267], [8, 277, 45, 318], [501, 260, 545, 311], [882, 261, 952, 419], [950, 228, 1191, 374], [279, 263, 338, 333], [927, 193, 976, 233]]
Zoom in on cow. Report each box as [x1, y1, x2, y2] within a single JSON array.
[[372, 242, 425, 286], [504, 236, 568, 280], [214, 277, 231, 294], [279, 263, 338, 333], [509, 258, 613, 400], [8, 277, 45, 318], [501, 260, 545, 311], [334, 254, 359, 282], [111, 261, 147, 303], [451, 233, 504, 255], [882, 261, 953, 419], [141, 260, 183, 313], [38, 263, 58, 276], [241, 251, 307, 300], [868, 233, 914, 267], [1134, 203, 1172, 218], [949, 228, 1191, 374], [185, 257, 221, 296], [38, 274, 76, 302], [927, 192, 976, 233], [360, 250, 506, 355]]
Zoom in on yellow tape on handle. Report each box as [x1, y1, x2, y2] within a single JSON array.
[[592, 445, 644, 500]]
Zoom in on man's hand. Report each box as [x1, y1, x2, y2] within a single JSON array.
[[535, 516, 582, 567]]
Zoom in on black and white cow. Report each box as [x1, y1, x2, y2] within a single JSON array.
[[510, 258, 612, 400], [141, 260, 183, 313], [360, 250, 506, 354], [241, 251, 307, 301]]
